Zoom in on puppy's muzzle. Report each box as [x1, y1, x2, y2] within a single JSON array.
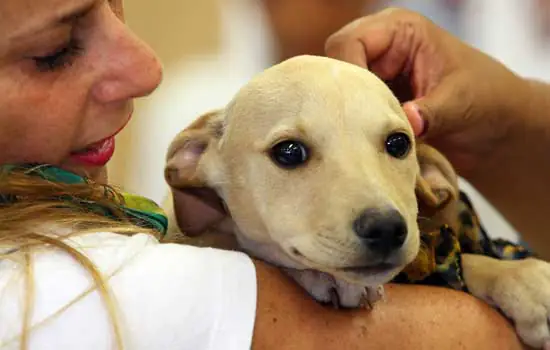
[[353, 208, 407, 259]]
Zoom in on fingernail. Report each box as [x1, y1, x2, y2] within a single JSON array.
[[405, 103, 426, 137]]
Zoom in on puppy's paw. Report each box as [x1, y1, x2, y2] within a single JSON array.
[[359, 285, 385, 309], [462, 254, 550, 349], [283, 268, 383, 309], [332, 280, 384, 309]]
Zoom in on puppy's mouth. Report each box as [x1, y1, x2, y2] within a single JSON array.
[[287, 247, 401, 285], [342, 263, 398, 275], [337, 262, 402, 286]]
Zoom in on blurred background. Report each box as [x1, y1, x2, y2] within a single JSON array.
[[108, 0, 550, 243]]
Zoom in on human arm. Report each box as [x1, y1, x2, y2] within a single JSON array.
[[252, 259, 525, 350], [324, 8, 550, 257], [466, 79, 550, 259]]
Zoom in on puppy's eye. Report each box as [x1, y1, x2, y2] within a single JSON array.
[[385, 132, 411, 159], [271, 140, 309, 168]]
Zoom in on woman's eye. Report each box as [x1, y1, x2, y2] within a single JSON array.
[[385, 132, 411, 159], [32, 39, 83, 72], [270, 140, 309, 169]]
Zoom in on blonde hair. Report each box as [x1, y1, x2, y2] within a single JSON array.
[[0, 169, 160, 350]]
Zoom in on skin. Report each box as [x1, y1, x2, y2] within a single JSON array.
[[0, 1, 525, 348], [0, 0, 162, 182], [326, 7, 550, 259], [261, 0, 379, 62], [253, 261, 525, 350]]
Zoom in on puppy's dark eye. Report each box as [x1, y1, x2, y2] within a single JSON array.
[[385, 132, 411, 159], [271, 140, 309, 168]]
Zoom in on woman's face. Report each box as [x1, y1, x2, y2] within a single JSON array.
[[0, 0, 162, 182]]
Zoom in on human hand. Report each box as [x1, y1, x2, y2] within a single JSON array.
[[325, 8, 530, 178]]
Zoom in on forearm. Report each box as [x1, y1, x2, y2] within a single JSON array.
[[330, 285, 524, 350], [468, 78, 550, 259], [252, 260, 524, 349]]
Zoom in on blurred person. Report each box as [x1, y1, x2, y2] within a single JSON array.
[[262, 0, 381, 61]]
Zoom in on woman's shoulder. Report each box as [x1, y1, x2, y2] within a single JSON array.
[[0, 232, 257, 350], [51, 231, 254, 276]]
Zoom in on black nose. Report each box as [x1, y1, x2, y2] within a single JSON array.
[[352, 208, 408, 257]]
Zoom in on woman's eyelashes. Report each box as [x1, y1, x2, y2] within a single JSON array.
[[32, 38, 84, 72]]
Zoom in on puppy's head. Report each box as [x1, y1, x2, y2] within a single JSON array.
[[166, 55, 458, 286]]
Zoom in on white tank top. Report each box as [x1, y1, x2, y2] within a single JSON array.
[[0, 232, 257, 350]]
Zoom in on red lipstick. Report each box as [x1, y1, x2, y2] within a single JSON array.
[[69, 113, 132, 166], [70, 137, 115, 166]]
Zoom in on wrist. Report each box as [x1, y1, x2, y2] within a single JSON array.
[[493, 77, 550, 160], [464, 76, 550, 248], [468, 75, 538, 180]]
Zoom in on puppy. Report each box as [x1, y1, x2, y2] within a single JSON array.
[[164, 55, 550, 349]]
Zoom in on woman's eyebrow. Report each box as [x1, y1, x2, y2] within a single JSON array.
[[7, 0, 96, 42]]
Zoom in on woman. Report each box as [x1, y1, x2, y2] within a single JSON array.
[[0, 1, 536, 349]]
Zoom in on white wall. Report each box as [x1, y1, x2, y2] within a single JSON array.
[[461, 0, 550, 81], [119, 0, 550, 243]]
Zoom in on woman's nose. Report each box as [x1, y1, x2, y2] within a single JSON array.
[[91, 8, 163, 104]]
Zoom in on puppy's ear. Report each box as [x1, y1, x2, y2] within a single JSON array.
[[165, 109, 228, 236], [165, 109, 224, 187], [415, 143, 459, 215]]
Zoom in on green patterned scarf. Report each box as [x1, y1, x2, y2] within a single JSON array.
[[0, 164, 168, 236]]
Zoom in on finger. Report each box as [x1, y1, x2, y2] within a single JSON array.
[[409, 75, 468, 140], [325, 17, 394, 69], [368, 19, 416, 81], [325, 35, 368, 69], [403, 102, 425, 137], [326, 9, 423, 82]]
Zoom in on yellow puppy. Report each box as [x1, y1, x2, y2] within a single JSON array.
[[164, 55, 550, 349]]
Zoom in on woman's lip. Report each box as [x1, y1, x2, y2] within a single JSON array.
[[69, 113, 132, 167], [69, 137, 115, 166]]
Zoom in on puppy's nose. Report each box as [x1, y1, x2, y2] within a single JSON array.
[[353, 209, 407, 256]]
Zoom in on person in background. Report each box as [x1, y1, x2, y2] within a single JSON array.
[[262, 0, 379, 61]]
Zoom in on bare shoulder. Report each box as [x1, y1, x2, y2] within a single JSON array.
[[252, 260, 525, 350]]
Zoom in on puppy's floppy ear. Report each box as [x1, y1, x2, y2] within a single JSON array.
[[165, 109, 228, 236], [165, 109, 224, 187], [415, 143, 459, 215]]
